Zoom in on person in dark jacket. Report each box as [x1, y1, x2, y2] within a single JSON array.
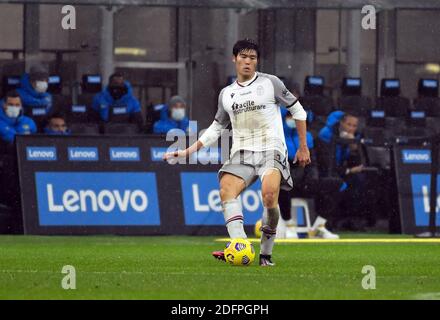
[[317, 110, 378, 230], [44, 113, 70, 135], [153, 95, 190, 134], [92, 73, 143, 130], [317, 110, 364, 177], [16, 64, 53, 125], [0, 90, 37, 146], [278, 108, 342, 239], [0, 91, 37, 213]]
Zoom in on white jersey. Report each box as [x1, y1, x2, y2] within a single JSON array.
[[199, 72, 307, 157]]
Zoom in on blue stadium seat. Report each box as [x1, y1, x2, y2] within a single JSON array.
[[102, 122, 140, 135], [1, 75, 21, 96], [338, 77, 372, 116], [376, 79, 411, 117], [69, 123, 100, 135]]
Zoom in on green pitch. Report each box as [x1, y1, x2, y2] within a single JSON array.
[[1, 234, 440, 300]]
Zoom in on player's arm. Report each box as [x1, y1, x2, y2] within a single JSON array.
[[163, 89, 230, 161], [270, 75, 310, 167], [294, 119, 311, 167]]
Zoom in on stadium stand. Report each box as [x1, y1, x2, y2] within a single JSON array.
[[338, 77, 372, 117], [394, 110, 432, 138], [0, 59, 437, 234], [363, 109, 392, 170], [376, 78, 411, 117], [103, 122, 140, 135], [17, 65, 53, 131], [1, 75, 21, 97], [74, 74, 103, 124], [91, 73, 144, 133], [47, 74, 72, 117], [69, 122, 100, 135], [300, 76, 334, 134], [413, 78, 440, 117]]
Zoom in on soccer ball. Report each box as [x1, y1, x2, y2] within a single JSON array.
[[224, 238, 255, 266], [254, 219, 262, 238]]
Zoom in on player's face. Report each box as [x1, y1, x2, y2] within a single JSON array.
[[233, 49, 258, 79], [49, 118, 67, 133], [340, 115, 359, 135], [5, 97, 21, 108]]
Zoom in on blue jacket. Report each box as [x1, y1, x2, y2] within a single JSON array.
[[0, 101, 37, 143], [153, 104, 189, 134], [16, 73, 53, 112], [318, 110, 352, 166], [281, 108, 314, 162], [43, 127, 71, 135], [92, 81, 141, 122]]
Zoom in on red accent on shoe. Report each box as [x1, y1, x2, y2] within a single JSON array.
[[212, 250, 226, 262]]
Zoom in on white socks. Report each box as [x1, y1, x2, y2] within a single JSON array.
[[223, 199, 247, 239], [223, 198, 281, 256], [260, 206, 280, 255]]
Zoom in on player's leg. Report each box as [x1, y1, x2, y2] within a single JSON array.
[[219, 172, 247, 238], [212, 172, 247, 261], [260, 168, 282, 266]]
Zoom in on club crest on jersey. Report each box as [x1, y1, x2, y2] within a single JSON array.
[[257, 85, 264, 96], [231, 93, 235, 98]]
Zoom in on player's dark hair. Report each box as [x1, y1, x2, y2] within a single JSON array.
[[5, 89, 20, 100], [233, 38, 260, 58], [48, 112, 66, 121], [343, 109, 361, 120], [109, 72, 124, 84], [44, 112, 67, 128]]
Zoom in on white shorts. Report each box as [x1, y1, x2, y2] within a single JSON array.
[[218, 149, 293, 191]]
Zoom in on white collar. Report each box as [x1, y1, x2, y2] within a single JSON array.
[[236, 72, 258, 87]]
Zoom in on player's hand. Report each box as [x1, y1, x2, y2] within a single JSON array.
[[349, 165, 364, 174], [162, 149, 187, 162], [349, 142, 358, 151], [294, 146, 311, 168]]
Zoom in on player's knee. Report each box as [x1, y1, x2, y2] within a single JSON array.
[[220, 186, 234, 201], [263, 191, 277, 208]]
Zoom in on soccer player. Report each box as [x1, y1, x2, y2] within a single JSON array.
[[163, 39, 310, 266]]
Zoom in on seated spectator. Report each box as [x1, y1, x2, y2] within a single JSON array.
[[317, 110, 363, 177], [92, 73, 143, 129], [317, 110, 378, 230], [17, 64, 53, 116], [153, 95, 189, 134], [0, 90, 37, 145], [44, 113, 70, 135], [278, 108, 341, 239]]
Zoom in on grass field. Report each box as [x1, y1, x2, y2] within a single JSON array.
[[1, 234, 440, 300]]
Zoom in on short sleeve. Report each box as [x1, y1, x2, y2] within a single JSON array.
[[268, 75, 298, 107], [213, 88, 230, 127]]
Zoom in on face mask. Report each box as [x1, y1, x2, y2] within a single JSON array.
[[109, 85, 127, 100], [5, 106, 21, 118], [285, 119, 296, 129], [171, 108, 186, 121], [35, 81, 48, 93]]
